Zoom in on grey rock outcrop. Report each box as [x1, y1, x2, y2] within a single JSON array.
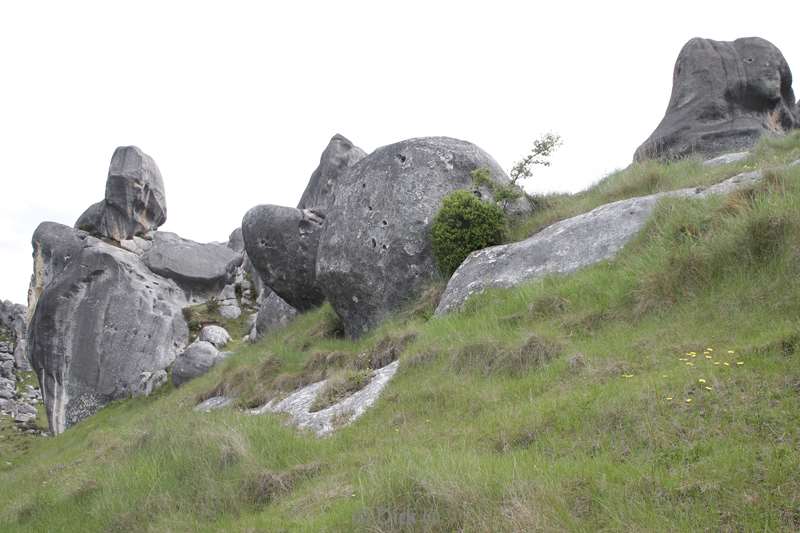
[[316, 136, 529, 337], [0, 300, 29, 370], [171, 341, 227, 387], [142, 231, 238, 299], [436, 162, 798, 314], [75, 146, 167, 241], [249, 290, 298, 341], [635, 37, 799, 161], [242, 206, 326, 310], [28, 223, 188, 434], [298, 134, 367, 211]]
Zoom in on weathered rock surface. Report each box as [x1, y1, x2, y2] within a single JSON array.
[[242, 206, 326, 310], [28, 223, 188, 433], [75, 146, 167, 241], [297, 134, 367, 212], [436, 161, 799, 314], [250, 360, 399, 436], [27, 222, 86, 320], [142, 231, 238, 298], [316, 136, 528, 337], [249, 290, 298, 341], [171, 341, 227, 387], [194, 395, 233, 412], [703, 151, 750, 167], [0, 300, 29, 370], [199, 325, 231, 348], [635, 37, 799, 161]]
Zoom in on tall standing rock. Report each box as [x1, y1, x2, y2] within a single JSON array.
[[298, 134, 367, 212], [75, 146, 167, 241], [0, 300, 28, 371], [242, 135, 366, 311], [316, 136, 529, 337], [28, 223, 188, 434], [635, 37, 799, 161]]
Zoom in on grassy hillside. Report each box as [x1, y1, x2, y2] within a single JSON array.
[[2, 133, 800, 532]]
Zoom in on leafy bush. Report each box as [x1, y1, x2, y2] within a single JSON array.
[[431, 189, 506, 276]]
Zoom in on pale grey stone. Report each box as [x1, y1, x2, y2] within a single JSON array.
[[703, 151, 750, 167], [199, 325, 231, 348], [250, 360, 399, 436], [171, 341, 226, 387], [194, 396, 233, 412]]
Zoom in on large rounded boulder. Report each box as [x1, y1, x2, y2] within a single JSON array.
[[76, 146, 167, 241], [316, 136, 527, 337], [242, 206, 326, 311], [28, 224, 188, 434], [635, 37, 799, 161]]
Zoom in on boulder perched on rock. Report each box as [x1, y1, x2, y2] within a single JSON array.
[[298, 134, 367, 211], [635, 37, 799, 161], [249, 290, 298, 341], [75, 146, 167, 241], [141, 231, 238, 299], [435, 162, 798, 314], [242, 206, 326, 310], [316, 136, 528, 337], [171, 341, 227, 387], [28, 223, 188, 434], [0, 300, 29, 370]]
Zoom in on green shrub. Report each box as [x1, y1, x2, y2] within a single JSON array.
[[431, 189, 506, 276]]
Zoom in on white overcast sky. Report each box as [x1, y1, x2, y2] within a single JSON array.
[[1, 1, 798, 304]]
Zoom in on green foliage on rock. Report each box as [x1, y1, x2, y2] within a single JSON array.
[[431, 189, 506, 276]]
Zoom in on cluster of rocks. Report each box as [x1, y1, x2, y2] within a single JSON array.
[[24, 35, 800, 436], [0, 301, 41, 432], [27, 147, 248, 434], [243, 135, 531, 338]]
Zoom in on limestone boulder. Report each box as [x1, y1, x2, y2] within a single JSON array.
[[75, 146, 167, 241], [171, 341, 227, 387], [635, 37, 799, 161], [0, 300, 29, 370], [298, 134, 367, 212], [249, 290, 298, 341], [242, 206, 326, 311], [141, 231, 239, 299], [199, 325, 231, 348], [28, 224, 188, 434], [316, 136, 529, 337]]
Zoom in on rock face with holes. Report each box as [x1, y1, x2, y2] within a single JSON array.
[[635, 37, 799, 161], [435, 161, 800, 315], [27, 222, 189, 434], [297, 134, 367, 212], [142, 231, 238, 300], [75, 146, 168, 241], [242, 206, 327, 311], [316, 136, 530, 337], [242, 135, 366, 312]]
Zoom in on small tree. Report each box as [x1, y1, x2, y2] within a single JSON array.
[[510, 133, 562, 187]]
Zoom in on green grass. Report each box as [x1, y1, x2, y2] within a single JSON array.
[[2, 134, 800, 531]]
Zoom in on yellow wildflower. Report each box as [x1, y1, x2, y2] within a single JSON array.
[[698, 378, 706, 384], [736, 361, 744, 366], [723, 362, 730, 367], [666, 397, 673, 401], [704, 386, 713, 391], [727, 350, 735, 354], [686, 398, 693, 403]]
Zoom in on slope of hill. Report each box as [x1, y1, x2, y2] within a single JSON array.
[[2, 132, 800, 532]]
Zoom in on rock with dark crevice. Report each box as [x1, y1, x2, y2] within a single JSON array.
[[635, 37, 799, 161], [75, 146, 167, 241], [316, 136, 530, 337]]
